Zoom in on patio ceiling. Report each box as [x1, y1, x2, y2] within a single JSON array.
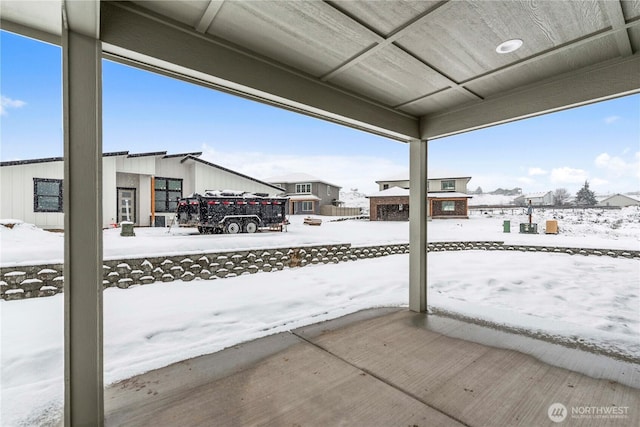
[[1, 0, 639, 141]]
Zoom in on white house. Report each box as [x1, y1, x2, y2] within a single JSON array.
[[514, 191, 555, 206], [597, 193, 640, 207], [0, 151, 284, 230]]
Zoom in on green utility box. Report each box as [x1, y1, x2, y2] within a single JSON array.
[[120, 221, 135, 237], [519, 223, 538, 234], [503, 220, 510, 233]]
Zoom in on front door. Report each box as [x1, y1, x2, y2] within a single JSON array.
[[117, 188, 136, 223]]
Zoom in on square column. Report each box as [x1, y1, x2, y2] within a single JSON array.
[[409, 139, 427, 312], [63, 28, 104, 426]]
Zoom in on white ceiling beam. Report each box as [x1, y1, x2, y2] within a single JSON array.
[[601, 0, 634, 56], [100, 2, 419, 141], [420, 53, 640, 139], [63, 0, 99, 38], [195, 0, 225, 34]]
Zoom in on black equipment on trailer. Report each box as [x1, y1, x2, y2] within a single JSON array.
[[175, 191, 288, 234]]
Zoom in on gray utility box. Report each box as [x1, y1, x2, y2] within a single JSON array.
[[519, 223, 538, 234]]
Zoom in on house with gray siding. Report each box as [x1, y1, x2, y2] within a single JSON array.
[[597, 193, 640, 207], [0, 151, 283, 230], [266, 173, 341, 215]]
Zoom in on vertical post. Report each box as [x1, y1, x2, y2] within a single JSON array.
[[63, 27, 104, 426], [409, 138, 427, 312], [151, 176, 156, 226]]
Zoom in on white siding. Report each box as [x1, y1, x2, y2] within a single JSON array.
[[598, 194, 640, 207], [193, 161, 279, 195], [0, 161, 65, 229], [103, 157, 118, 227]]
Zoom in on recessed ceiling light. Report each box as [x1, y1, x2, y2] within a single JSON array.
[[496, 39, 523, 54]]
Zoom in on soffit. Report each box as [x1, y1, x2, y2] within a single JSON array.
[[1, 0, 639, 141]]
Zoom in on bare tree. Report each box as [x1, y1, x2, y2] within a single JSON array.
[[554, 188, 570, 206]]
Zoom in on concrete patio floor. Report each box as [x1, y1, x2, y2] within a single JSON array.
[[105, 308, 639, 426]]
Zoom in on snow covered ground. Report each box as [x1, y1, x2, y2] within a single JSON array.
[[1, 207, 639, 426]]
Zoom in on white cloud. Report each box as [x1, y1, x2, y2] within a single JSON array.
[[0, 95, 26, 115], [200, 144, 406, 194], [594, 152, 640, 178], [549, 167, 588, 184], [604, 115, 620, 124], [528, 167, 547, 176], [590, 178, 609, 187]]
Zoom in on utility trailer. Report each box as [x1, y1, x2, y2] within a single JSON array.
[[175, 191, 288, 234]]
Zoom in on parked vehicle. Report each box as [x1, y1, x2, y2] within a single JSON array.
[[175, 190, 288, 234]]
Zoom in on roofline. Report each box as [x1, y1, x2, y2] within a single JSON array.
[[375, 176, 472, 183], [0, 157, 64, 167], [0, 151, 202, 166], [181, 155, 285, 192], [163, 152, 202, 159], [268, 178, 342, 189], [128, 151, 167, 158]]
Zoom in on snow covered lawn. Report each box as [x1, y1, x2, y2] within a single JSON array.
[[1, 207, 639, 426]]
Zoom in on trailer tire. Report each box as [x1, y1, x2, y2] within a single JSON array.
[[244, 220, 258, 234], [225, 221, 241, 234], [197, 226, 203, 234]]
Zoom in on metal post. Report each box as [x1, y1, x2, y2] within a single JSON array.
[[409, 139, 427, 312], [63, 27, 104, 426]]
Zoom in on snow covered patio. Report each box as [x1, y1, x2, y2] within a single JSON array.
[[105, 308, 639, 426]]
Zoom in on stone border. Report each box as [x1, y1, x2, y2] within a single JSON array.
[[2, 241, 637, 301]]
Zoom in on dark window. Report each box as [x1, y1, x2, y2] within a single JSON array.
[[34, 178, 63, 212], [154, 177, 183, 212], [441, 180, 455, 191], [383, 184, 389, 190]]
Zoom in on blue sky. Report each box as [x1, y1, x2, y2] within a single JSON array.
[[1, 30, 639, 195]]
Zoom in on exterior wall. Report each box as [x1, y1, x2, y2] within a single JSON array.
[[0, 161, 65, 229], [194, 162, 279, 196], [377, 179, 409, 191], [103, 157, 118, 227], [292, 200, 318, 215], [275, 181, 340, 209], [428, 178, 469, 193], [369, 196, 410, 221], [377, 178, 469, 193], [598, 194, 640, 207], [430, 198, 469, 218]]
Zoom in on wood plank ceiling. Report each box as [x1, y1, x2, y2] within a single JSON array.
[[1, 0, 639, 141]]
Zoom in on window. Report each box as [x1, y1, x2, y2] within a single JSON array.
[[34, 178, 63, 212], [441, 180, 455, 191], [327, 185, 331, 196], [155, 177, 183, 212], [301, 201, 313, 211], [442, 201, 455, 211], [296, 183, 312, 194], [383, 184, 389, 190]]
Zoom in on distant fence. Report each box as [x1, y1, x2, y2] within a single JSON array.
[[2, 242, 638, 301], [320, 206, 362, 216]]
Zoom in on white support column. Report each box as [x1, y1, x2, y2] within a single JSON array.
[[63, 27, 104, 426], [409, 139, 427, 312]]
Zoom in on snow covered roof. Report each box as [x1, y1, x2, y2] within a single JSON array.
[[264, 173, 340, 188], [427, 192, 472, 199], [367, 187, 410, 198], [287, 194, 322, 201], [599, 193, 640, 203], [519, 191, 552, 198]]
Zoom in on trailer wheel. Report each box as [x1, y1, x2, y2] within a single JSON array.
[[197, 226, 203, 234], [225, 221, 241, 234], [244, 221, 258, 234]]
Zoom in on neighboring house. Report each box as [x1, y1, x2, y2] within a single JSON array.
[[369, 174, 473, 220], [0, 151, 283, 230], [266, 173, 341, 215], [597, 194, 640, 207], [514, 191, 554, 206]]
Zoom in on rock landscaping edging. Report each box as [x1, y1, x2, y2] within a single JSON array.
[[1, 242, 638, 300]]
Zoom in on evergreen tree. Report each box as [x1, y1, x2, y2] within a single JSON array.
[[575, 181, 597, 205]]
